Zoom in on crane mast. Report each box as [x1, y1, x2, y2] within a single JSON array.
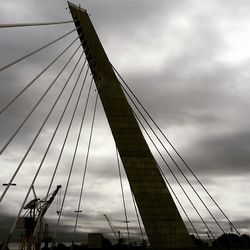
[[18, 185, 62, 250]]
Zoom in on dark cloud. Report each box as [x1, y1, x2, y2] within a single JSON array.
[[1, 0, 250, 245]]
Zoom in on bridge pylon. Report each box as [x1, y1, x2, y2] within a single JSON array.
[[68, 2, 194, 249]]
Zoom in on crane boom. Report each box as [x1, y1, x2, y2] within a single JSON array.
[[103, 214, 118, 240], [32, 185, 62, 249], [40, 185, 61, 217]]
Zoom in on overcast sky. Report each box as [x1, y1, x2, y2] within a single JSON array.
[[0, 0, 250, 245]]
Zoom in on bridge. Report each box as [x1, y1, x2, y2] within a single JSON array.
[[0, 2, 249, 250]]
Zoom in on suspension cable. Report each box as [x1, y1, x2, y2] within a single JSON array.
[[113, 66, 240, 236], [45, 66, 89, 200], [0, 27, 77, 73], [0, 36, 81, 155], [0, 32, 80, 115], [131, 193, 145, 243], [31, 55, 87, 240], [116, 148, 130, 244], [121, 80, 225, 237], [1, 161, 43, 250], [0, 20, 74, 29], [114, 78, 215, 240], [158, 166, 200, 239], [53, 77, 94, 242], [113, 67, 226, 235], [0, 50, 85, 250], [73, 89, 98, 243], [133, 110, 201, 240], [0, 44, 82, 202]]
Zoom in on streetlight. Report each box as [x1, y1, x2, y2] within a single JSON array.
[[74, 210, 82, 213], [72, 210, 82, 246]]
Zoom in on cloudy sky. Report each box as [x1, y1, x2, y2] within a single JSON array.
[[1, 0, 250, 245]]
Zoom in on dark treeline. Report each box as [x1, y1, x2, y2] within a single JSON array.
[[191, 233, 250, 248]]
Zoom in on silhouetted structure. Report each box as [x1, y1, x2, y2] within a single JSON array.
[[212, 233, 250, 247], [68, 2, 193, 249]]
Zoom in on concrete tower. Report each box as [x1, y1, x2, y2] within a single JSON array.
[[68, 3, 193, 249]]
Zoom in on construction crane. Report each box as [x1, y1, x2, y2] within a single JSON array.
[[17, 185, 62, 250], [103, 214, 118, 242]]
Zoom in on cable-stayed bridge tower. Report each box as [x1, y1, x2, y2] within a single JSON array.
[[0, 3, 243, 250], [68, 2, 193, 249]]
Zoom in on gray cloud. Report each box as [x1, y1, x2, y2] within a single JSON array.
[[1, 0, 250, 245]]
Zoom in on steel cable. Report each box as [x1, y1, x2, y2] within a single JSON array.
[[0, 44, 82, 202], [113, 66, 240, 236], [120, 78, 225, 237], [0, 33, 81, 115], [109, 69, 214, 239], [73, 89, 98, 244], [0, 20, 74, 28], [30, 55, 87, 240], [53, 77, 94, 242], [0, 27, 78, 72], [133, 111, 200, 239], [116, 148, 130, 244], [0, 36, 81, 155], [44, 66, 90, 200], [0, 49, 85, 250], [121, 83, 216, 240], [131, 193, 145, 243], [26, 50, 85, 248]]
